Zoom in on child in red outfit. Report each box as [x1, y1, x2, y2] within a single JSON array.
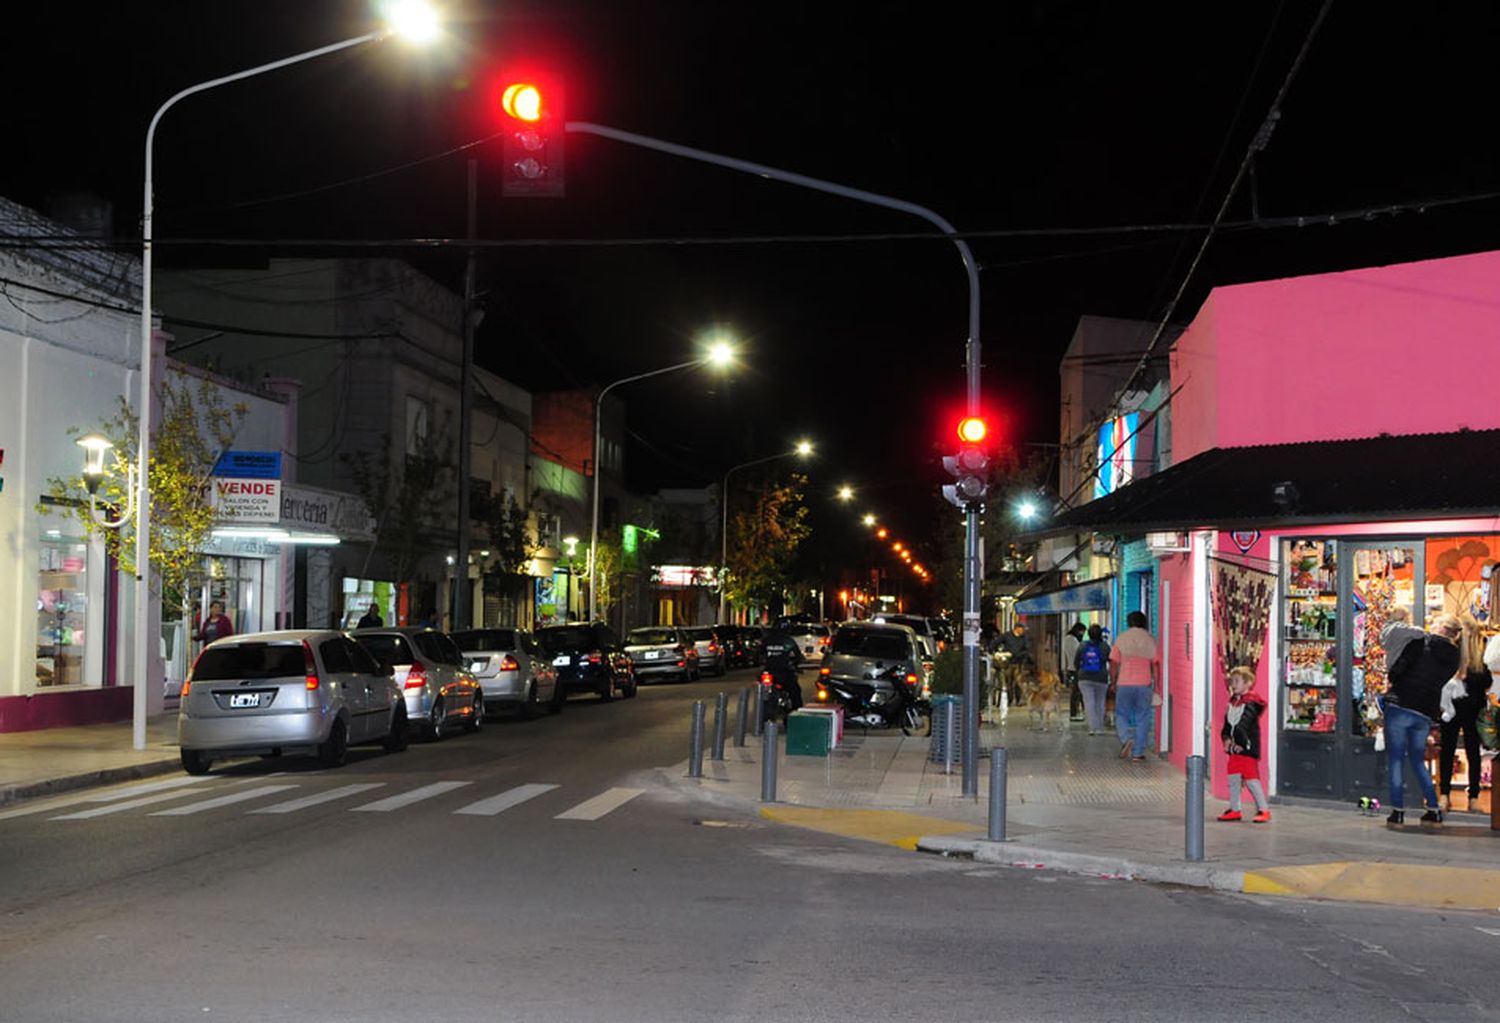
[[1217, 666, 1271, 823]]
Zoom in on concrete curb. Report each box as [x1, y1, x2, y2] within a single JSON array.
[[917, 834, 1247, 893], [0, 758, 181, 809]]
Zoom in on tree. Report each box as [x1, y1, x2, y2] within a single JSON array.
[[480, 489, 539, 601], [344, 419, 455, 592], [725, 472, 811, 611], [43, 370, 248, 611]]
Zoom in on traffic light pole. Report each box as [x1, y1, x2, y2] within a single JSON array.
[[565, 121, 985, 794]]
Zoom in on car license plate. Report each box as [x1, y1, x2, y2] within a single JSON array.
[[553, 655, 571, 667], [229, 693, 260, 709], [645, 651, 660, 659], [471, 661, 487, 672]]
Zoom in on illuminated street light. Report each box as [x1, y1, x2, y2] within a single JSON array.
[[861, 513, 876, 527], [75, 434, 135, 528], [876, 528, 888, 540], [836, 485, 854, 502], [1017, 500, 1038, 521]]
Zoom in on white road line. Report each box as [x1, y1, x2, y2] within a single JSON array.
[[350, 781, 473, 812], [554, 787, 645, 821], [250, 783, 387, 814], [149, 784, 299, 816], [0, 776, 212, 821], [453, 783, 558, 816], [51, 787, 228, 820]]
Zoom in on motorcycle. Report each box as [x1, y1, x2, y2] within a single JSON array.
[[816, 663, 931, 736], [758, 664, 803, 724]]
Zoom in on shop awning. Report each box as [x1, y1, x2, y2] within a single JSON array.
[[1014, 576, 1114, 615], [1023, 427, 1500, 540]]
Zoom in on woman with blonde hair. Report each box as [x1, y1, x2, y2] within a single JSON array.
[[1383, 613, 1461, 825], [1438, 615, 1489, 811]]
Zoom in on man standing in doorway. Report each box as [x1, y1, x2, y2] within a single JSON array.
[[356, 603, 383, 630], [197, 600, 235, 645], [1110, 611, 1161, 760]]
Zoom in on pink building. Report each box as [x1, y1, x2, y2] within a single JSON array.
[[1044, 249, 1500, 813]]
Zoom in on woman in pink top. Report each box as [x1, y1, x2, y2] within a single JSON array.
[[1110, 610, 1161, 760]]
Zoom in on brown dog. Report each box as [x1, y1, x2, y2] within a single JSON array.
[[1023, 669, 1066, 732]]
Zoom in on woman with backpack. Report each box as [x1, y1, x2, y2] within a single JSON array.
[[1075, 623, 1111, 735]]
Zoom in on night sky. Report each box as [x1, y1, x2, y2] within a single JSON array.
[[8, 1, 1500, 558]]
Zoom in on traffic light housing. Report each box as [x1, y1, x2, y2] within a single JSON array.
[[941, 416, 991, 508], [499, 80, 565, 198]]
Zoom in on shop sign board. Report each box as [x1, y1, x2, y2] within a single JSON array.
[[212, 450, 282, 480], [279, 483, 376, 541], [212, 478, 281, 523], [1094, 413, 1139, 499]]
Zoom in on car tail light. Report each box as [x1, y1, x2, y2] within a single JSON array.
[[499, 654, 520, 672], [816, 687, 829, 701], [708, 641, 719, 653], [820, 636, 830, 648], [759, 671, 773, 687], [904, 672, 919, 686], [819, 666, 831, 678], [404, 662, 428, 690], [302, 640, 320, 690], [585, 652, 603, 664], [181, 679, 191, 698]]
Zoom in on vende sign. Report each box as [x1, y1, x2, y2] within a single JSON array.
[[213, 477, 281, 524]]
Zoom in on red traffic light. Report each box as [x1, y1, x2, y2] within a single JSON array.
[[501, 82, 544, 122], [957, 416, 987, 445]]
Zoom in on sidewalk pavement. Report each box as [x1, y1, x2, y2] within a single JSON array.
[[663, 711, 1500, 913], [0, 715, 181, 806]]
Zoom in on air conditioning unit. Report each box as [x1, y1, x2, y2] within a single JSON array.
[[1146, 531, 1191, 553]]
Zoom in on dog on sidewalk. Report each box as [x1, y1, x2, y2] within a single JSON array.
[[1022, 668, 1066, 732]]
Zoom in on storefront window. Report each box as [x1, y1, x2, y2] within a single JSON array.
[[1424, 535, 1499, 622], [1284, 540, 1337, 732], [1350, 545, 1417, 737], [37, 531, 88, 687]]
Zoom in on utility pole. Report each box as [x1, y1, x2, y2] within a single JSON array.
[[454, 159, 477, 630]]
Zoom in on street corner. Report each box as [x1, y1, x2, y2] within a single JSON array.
[[758, 805, 979, 850], [1242, 861, 1500, 912]]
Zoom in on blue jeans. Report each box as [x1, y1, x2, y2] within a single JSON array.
[[1384, 702, 1438, 810], [1115, 685, 1154, 757], [1078, 680, 1109, 732]]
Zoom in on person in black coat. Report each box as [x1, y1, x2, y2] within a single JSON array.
[[1439, 616, 1491, 810], [1383, 614, 1462, 826], [1217, 666, 1270, 823]]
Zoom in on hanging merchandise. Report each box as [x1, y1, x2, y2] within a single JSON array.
[[1212, 559, 1273, 675]]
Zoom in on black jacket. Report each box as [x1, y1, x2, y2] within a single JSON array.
[[1388, 634, 1460, 721], [1220, 694, 1266, 760]]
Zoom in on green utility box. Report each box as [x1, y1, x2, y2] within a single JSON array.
[[785, 710, 835, 757]]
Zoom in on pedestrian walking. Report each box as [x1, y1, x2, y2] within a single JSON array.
[[995, 621, 1033, 703], [1061, 621, 1086, 722], [355, 602, 383, 630], [1109, 611, 1160, 760], [1075, 624, 1111, 735], [1216, 666, 1271, 823], [1438, 615, 1489, 812], [1383, 613, 1461, 826]]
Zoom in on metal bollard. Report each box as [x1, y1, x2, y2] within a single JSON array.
[[734, 688, 750, 747], [988, 747, 1008, 842], [711, 692, 728, 761], [760, 720, 779, 802], [942, 698, 958, 775], [1185, 754, 1205, 861], [688, 701, 705, 779], [752, 683, 765, 737]]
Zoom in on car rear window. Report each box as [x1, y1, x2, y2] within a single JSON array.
[[413, 632, 463, 665], [352, 634, 415, 666], [685, 628, 715, 641], [192, 642, 306, 681], [629, 628, 678, 645], [831, 629, 910, 660], [452, 629, 516, 652], [536, 626, 596, 653]]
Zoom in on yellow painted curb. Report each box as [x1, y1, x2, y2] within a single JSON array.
[[1244, 861, 1500, 911], [759, 806, 976, 850]]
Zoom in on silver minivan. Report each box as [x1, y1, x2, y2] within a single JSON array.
[[177, 630, 408, 774]]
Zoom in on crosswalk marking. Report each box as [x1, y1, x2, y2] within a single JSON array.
[[149, 784, 299, 816], [250, 783, 387, 814], [350, 781, 472, 812], [554, 787, 644, 821], [52, 786, 228, 820], [0, 775, 213, 821], [79, 775, 218, 802], [453, 783, 558, 817]]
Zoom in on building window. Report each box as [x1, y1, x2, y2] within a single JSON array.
[[37, 528, 89, 687], [406, 397, 431, 457]]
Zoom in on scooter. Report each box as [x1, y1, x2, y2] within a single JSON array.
[[816, 664, 931, 736]]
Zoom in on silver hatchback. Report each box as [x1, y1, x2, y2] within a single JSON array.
[[452, 627, 562, 718], [177, 630, 408, 774], [352, 628, 483, 741]]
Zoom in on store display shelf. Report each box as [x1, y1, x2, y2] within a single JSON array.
[[1288, 589, 1338, 599]]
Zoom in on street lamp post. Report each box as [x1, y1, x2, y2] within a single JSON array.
[[717, 441, 812, 624], [587, 344, 733, 623], [132, 7, 439, 749]]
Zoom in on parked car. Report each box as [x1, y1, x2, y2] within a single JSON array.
[[534, 622, 637, 701], [685, 626, 728, 676], [870, 613, 940, 661], [351, 627, 483, 741], [451, 627, 561, 718], [741, 626, 768, 666], [816, 621, 932, 703], [177, 629, 408, 774], [625, 626, 699, 683], [714, 625, 757, 669], [786, 622, 832, 663]]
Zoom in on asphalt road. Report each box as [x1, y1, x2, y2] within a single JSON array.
[[2, 668, 1497, 1023]]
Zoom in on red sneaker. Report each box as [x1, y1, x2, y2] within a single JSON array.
[[1252, 810, 1272, 824], [1216, 810, 1242, 822]]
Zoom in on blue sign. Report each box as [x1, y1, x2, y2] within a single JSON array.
[[1015, 578, 1114, 616], [212, 450, 282, 479]]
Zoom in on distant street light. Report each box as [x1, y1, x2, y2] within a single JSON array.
[[588, 341, 737, 622], [132, 5, 441, 749], [1017, 500, 1038, 521], [861, 513, 876, 527], [836, 485, 854, 502], [718, 440, 813, 622]]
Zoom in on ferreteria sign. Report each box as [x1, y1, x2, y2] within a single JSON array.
[[212, 477, 281, 523], [278, 483, 376, 541]]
